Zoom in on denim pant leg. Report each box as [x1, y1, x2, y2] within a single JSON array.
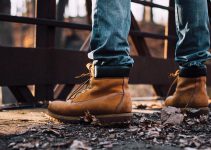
[[175, 0, 211, 77], [88, 0, 134, 78]]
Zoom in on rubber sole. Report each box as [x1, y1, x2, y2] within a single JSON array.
[[47, 111, 133, 125], [180, 107, 210, 117]]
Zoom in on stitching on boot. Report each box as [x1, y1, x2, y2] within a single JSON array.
[[71, 93, 123, 103], [185, 78, 197, 108], [115, 78, 125, 113]]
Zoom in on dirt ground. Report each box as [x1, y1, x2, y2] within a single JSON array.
[[0, 102, 211, 150]]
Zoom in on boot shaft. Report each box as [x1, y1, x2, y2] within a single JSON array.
[[166, 76, 209, 108], [90, 77, 129, 94], [176, 76, 208, 95]]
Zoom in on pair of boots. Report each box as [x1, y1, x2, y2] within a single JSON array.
[[48, 64, 210, 123]]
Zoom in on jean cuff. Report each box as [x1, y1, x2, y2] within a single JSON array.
[[179, 66, 207, 78], [94, 65, 131, 78]]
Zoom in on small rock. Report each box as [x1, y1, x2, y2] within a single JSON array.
[[161, 107, 184, 125]]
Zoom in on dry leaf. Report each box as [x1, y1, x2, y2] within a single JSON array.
[[136, 104, 147, 109], [81, 111, 100, 125], [70, 140, 92, 150], [12, 143, 35, 149]]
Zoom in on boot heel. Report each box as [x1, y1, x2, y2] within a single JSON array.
[[181, 107, 210, 117], [96, 113, 133, 125]]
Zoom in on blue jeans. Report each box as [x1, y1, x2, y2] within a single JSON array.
[[175, 0, 211, 77], [88, 0, 133, 77], [89, 0, 211, 77]]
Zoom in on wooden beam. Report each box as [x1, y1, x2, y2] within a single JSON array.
[[35, 0, 56, 100]]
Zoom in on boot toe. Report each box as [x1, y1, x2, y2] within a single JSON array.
[[165, 96, 174, 107], [48, 101, 67, 115]]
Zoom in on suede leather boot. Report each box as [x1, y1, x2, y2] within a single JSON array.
[[48, 64, 132, 124], [165, 76, 210, 115]]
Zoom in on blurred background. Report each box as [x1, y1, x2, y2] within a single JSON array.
[[0, 0, 210, 104]]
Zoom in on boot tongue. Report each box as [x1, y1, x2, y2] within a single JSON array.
[[86, 63, 95, 77]]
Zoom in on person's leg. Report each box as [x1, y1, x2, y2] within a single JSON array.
[[89, 0, 134, 77], [165, 0, 211, 114], [48, 0, 133, 124], [175, 0, 211, 75]]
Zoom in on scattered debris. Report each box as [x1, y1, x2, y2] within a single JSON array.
[[1, 109, 211, 150]]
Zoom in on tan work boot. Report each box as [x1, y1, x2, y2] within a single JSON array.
[[209, 99, 211, 108], [48, 64, 132, 124], [165, 76, 210, 115]]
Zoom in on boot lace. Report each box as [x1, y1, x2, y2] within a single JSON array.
[[67, 66, 92, 101], [165, 70, 180, 100]]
